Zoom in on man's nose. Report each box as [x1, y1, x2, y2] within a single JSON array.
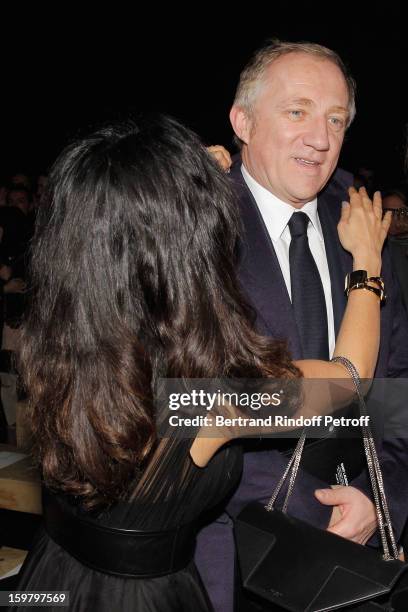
[[303, 117, 330, 151]]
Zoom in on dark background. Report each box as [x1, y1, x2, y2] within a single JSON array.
[[1, 5, 407, 190]]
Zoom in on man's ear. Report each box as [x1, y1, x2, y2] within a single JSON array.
[[229, 106, 252, 144]]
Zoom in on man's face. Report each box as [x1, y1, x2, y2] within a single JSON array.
[[231, 53, 350, 208]]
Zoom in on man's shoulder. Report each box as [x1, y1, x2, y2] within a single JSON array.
[[327, 168, 354, 192], [229, 155, 245, 187], [318, 168, 353, 221]]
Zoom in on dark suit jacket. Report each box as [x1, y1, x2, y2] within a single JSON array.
[[195, 160, 408, 612], [389, 235, 408, 314]]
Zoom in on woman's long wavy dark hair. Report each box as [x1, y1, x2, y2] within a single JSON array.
[[20, 114, 299, 508]]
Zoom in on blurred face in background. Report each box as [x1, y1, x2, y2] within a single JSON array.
[[11, 173, 31, 190], [383, 193, 408, 237], [8, 189, 30, 214]]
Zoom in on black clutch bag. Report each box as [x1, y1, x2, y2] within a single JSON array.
[[234, 357, 408, 611]]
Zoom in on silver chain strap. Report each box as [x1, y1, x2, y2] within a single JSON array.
[[264, 430, 307, 513], [265, 356, 399, 561], [331, 356, 398, 560]]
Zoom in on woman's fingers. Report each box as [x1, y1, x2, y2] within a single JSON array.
[[372, 190, 383, 220], [206, 145, 232, 172], [349, 187, 381, 224], [340, 200, 351, 223], [338, 185, 388, 266], [360, 186, 372, 211], [382, 210, 393, 237]]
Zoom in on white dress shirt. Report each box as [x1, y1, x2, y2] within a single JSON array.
[[241, 164, 335, 357]]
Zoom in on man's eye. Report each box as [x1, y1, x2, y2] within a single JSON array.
[[288, 110, 304, 119], [329, 117, 345, 129]]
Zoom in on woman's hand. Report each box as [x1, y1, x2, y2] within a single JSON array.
[[206, 145, 232, 172], [337, 186, 392, 276]]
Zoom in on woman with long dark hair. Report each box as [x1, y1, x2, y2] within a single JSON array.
[[12, 115, 389, 611]]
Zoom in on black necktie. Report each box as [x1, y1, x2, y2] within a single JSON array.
[[288, 212, 329, 359]]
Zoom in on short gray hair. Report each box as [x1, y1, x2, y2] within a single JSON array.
[[233, 39, 356, 139]]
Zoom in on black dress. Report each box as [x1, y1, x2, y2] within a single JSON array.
[[10, 440, 242, 612]]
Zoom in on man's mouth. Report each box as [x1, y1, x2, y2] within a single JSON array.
[[294, 158, 321, 166]]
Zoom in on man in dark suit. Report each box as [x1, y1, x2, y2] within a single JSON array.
[[195, 40, 408, 612]]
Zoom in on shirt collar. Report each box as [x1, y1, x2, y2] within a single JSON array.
[[241, 164, 323, 241]]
